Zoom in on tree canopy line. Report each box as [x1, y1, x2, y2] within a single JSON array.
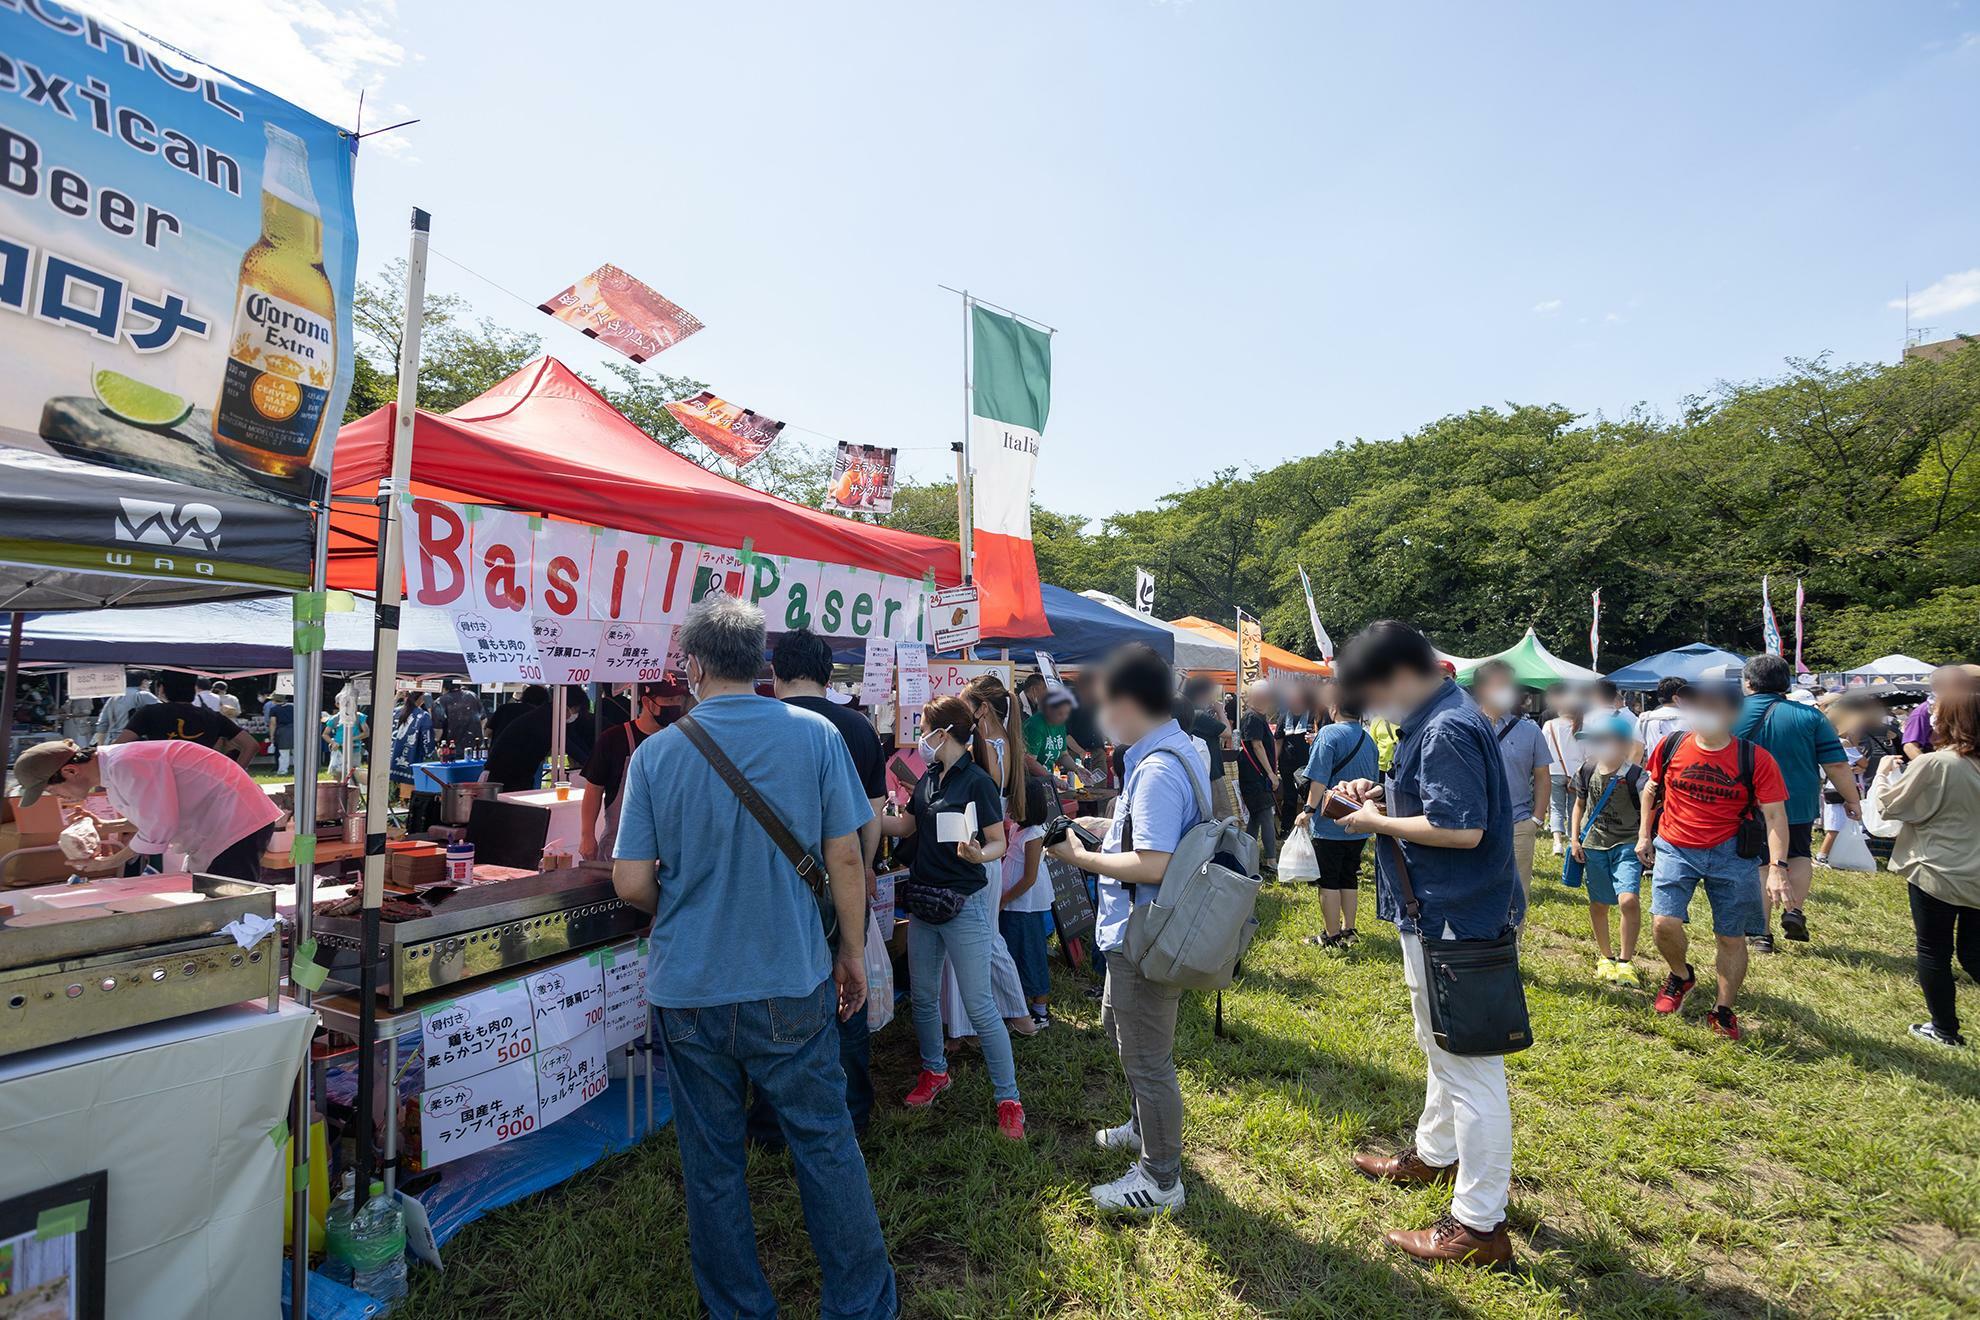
[[345, 261, 1980, 671]]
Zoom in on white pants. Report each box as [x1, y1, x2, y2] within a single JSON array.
[[1401, 931, 1514, 1230]]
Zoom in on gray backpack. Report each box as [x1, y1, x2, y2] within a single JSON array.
[[1122, 746, 1263, 990]]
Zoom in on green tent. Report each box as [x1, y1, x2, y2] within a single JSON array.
[[1454, 627, 1603, 688]]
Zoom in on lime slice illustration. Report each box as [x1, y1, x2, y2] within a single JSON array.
[[93, 369, 193, 429]]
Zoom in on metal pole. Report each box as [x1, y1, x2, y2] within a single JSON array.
[[287, 505, 330, 1311], [0, 613, 21, 782], [355, 207, 431, 1200], [957, 292, 973, 585]]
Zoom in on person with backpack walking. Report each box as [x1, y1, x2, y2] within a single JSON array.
[[1638, 676, 1791, 1041], [1567, 714, 1650, 984], [1045, 644, 1209, 1216], [1329, 622, 1523, 1269], [1735, 655, 1860, 950]]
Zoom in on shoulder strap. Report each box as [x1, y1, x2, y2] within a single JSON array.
[[1320, 726, 1371, 790], [1654, 730, 1684, 778], [676, 713, 824, 885], [1382, 835, 1420, 920], [1495, 717, 1518, 743], [1140, 744, 1214, 818], [1577, 773, 1622, 843], [1737, 736, 1756, 806]]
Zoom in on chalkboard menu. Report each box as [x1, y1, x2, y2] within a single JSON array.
[[1046, 853, 1097, 956]]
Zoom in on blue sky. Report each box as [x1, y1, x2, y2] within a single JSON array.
[[108, 0, 1980, 521]]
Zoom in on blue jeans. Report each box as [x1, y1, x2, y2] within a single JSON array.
[[746, 1005, 872, 1143], [1547, 773, 1573, 834], [907, 890, 1020, 1103], [1652, 836, 1766, 938], [657, 979, 896, 1320], [999, 910, 1052, 1004]]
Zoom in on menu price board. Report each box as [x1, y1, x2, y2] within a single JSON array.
[[525, 953, 606, 1046], [603, 941, 648, 1050], [420, 1054, 540, 1168], [419, 979, 534, 1089], [535, 1025, 611, 1127]]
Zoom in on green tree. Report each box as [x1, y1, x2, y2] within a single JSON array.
[[350, 259, 542, 413]]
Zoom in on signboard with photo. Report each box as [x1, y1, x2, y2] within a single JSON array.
[[664, 392, 784, 467], [826, 443, 899, 513], [537, 263, 703, 363]]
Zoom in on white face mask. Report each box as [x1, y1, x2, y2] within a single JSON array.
[[917, 730, 945, 759], [1479, 685, 1514, 713], [1690, 710, 1731, 738]]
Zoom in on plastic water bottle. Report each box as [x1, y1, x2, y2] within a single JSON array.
[[321, 1174, 360, 1286], [349, 1184, 408, 1305]]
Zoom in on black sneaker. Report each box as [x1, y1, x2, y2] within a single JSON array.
[[1030, 1011, 1051, 1032], [1749, 931, 1776, 953], [1341, 928, 1360, 945], [1780, 909, 1810, 943], [1910, 1022, 1966, 1048]]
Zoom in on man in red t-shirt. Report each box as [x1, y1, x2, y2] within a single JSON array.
[[1635, 678, 1790, 1041]]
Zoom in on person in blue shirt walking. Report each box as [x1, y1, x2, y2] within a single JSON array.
[[612, 596, 895, 1320], [1293, 698, 1380, 950], [1735, 654, 1861, 950], [1330, 621, 1521, 1269]]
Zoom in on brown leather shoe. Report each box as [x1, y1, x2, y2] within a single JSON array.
[[1353, 1146, 1457, 1185], [1386, 1214, 1513, 1268]]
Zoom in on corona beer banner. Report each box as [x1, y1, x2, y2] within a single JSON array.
[[538, 263, 703, 364], [407, 499, 932, 682], [664, 391, 784, 467], [0, 0, 358, 555]]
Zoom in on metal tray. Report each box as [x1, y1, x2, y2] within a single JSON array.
[[0, 877, 275, 970]]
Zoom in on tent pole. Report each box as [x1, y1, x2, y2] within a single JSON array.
[[354, 206, 431, 1202], [0, 613, 20, 818], [287, 503, 330, 1317]]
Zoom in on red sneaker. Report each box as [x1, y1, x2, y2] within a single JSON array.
[[997, 1099, 1027, 1141], [903, 1069, 952, 1108], [1708, 1006, 1742, 1041], [1653, 964, 1697, 1015]]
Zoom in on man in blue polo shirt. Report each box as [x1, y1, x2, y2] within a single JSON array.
[[1331, 620, 1521, 1269], [1735, 654, 1860, 949], [613, 596, 894, 1320]]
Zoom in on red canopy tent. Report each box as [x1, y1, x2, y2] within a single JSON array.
[[328, 356, 961, 592]]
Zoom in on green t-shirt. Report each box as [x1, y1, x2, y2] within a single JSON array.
[[1023, 713, 1067, 768], [1577, 763, 1645, 851]]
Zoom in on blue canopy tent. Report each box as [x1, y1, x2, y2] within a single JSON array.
[[1606, 642, 1750, 693], [978, 583, 1175, 665]]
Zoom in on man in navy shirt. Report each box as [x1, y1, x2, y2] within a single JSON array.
[[613, 596, 894, 1320], [1330, 621, 1521, 1269]]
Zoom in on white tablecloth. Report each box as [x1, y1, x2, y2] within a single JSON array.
[[0, 1001, 316, 1320]]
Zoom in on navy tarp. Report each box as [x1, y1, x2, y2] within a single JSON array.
[[1606, 642, 1750, 692], [974, 583, 1174, 665]]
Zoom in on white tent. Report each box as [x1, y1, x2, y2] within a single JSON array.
[[1079, 591, 1240, 672], [1845, 654, 1936, 681], [1452, 627, 1602, 686]]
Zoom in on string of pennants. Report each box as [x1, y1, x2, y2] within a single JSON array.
[[402, 497, 936, 685]]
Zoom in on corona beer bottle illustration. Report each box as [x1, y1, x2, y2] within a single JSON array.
[[213, 123, 337, 481]]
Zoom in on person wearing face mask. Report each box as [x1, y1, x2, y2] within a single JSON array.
[[1472, 659, 1555, 909], [611, 596, 895, 1320], [1637, 676, 1791, 1043], [1540, 684, 1584, 853], [878, 696, 1025, 1140], [1046, 644, 1208, 1216], [579, 681, 677, 862], [1589, 679, 1644, 763], [1328, 621, 1521, 1268]]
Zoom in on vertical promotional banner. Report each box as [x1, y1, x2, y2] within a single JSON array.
[[1134, 568, 1156, 616], [969, 303, 1052, 636], [1237, 612, 1263, 691], [827, 442, 899, 513], [588, 528, 652, 622], [0, 2, 358, 520]]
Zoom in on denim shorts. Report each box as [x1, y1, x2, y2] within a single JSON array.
[[1582, 841, 1642, 906], [1651, 837, 1765, 937]]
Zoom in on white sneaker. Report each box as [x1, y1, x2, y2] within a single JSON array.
[[1095, 1117, 1140, 1152], [1090, 1162, 1185, 1215]]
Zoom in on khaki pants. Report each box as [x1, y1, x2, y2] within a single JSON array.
[[1511, 818, 1537, 906]]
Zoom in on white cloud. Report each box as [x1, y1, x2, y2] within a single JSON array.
[[1891, 269, 1980, 320], [1532, 298, 1563, 314], [95, 0, 409, 141]]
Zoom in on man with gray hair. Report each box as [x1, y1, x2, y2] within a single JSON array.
[[612, 595, 895, 1318]]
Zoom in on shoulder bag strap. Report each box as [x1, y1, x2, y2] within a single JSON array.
[[1576, 774, 1622, 844], [1496, 717, 1518, 743], [675, 714, 825, 889], [1383, 835, 1421, 921], [1737, 736, 1756, 808]]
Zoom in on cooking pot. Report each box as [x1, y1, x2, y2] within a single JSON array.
[[441, 780, 503, 826]]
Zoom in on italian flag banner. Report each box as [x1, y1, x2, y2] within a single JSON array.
[[969, 305, 1052, 636]]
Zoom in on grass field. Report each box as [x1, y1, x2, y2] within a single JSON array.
[[396, 848, 1978, 1319]]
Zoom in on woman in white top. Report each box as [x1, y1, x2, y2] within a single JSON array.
[[999, 781, 1056, 1027], [1541, 686, 1585, 853]]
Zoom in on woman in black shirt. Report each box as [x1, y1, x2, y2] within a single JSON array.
[[878, 696, 1025, 1139]]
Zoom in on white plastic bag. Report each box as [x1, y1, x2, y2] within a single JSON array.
[[1277, 829, 1320, 883], [864, 908, 896, 1032], [57, 815, 102, 863]]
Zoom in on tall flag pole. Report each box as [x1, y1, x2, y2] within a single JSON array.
[[1589, 588, 1601, 667], [954, 293, 974, 585], [1794, 577, 1808, 674], [947, 289, 1053, 637], [1298, 565, 1335, 661], [1761, 575, 1784, 657]]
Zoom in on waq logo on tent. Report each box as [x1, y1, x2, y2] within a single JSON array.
[[115, 498, 223, 552]]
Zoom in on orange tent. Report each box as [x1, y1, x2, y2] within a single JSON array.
[[1170, 617, 1331, 678]]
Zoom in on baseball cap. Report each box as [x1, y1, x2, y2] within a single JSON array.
[[1574, 714, 1635, 742], [12, 739, 82, 807], [1043, 681, 1077, 709]]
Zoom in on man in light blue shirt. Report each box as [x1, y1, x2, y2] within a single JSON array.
[[1047, 644, 1206, 1217], [1473, 659, 1555, 906], [613, 596, 894, 1320], [1295, 709, 1381, 948]]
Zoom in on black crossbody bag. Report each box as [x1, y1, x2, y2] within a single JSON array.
[[676, 713, 840, 949], [1381, 774, 1531, 1056]]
